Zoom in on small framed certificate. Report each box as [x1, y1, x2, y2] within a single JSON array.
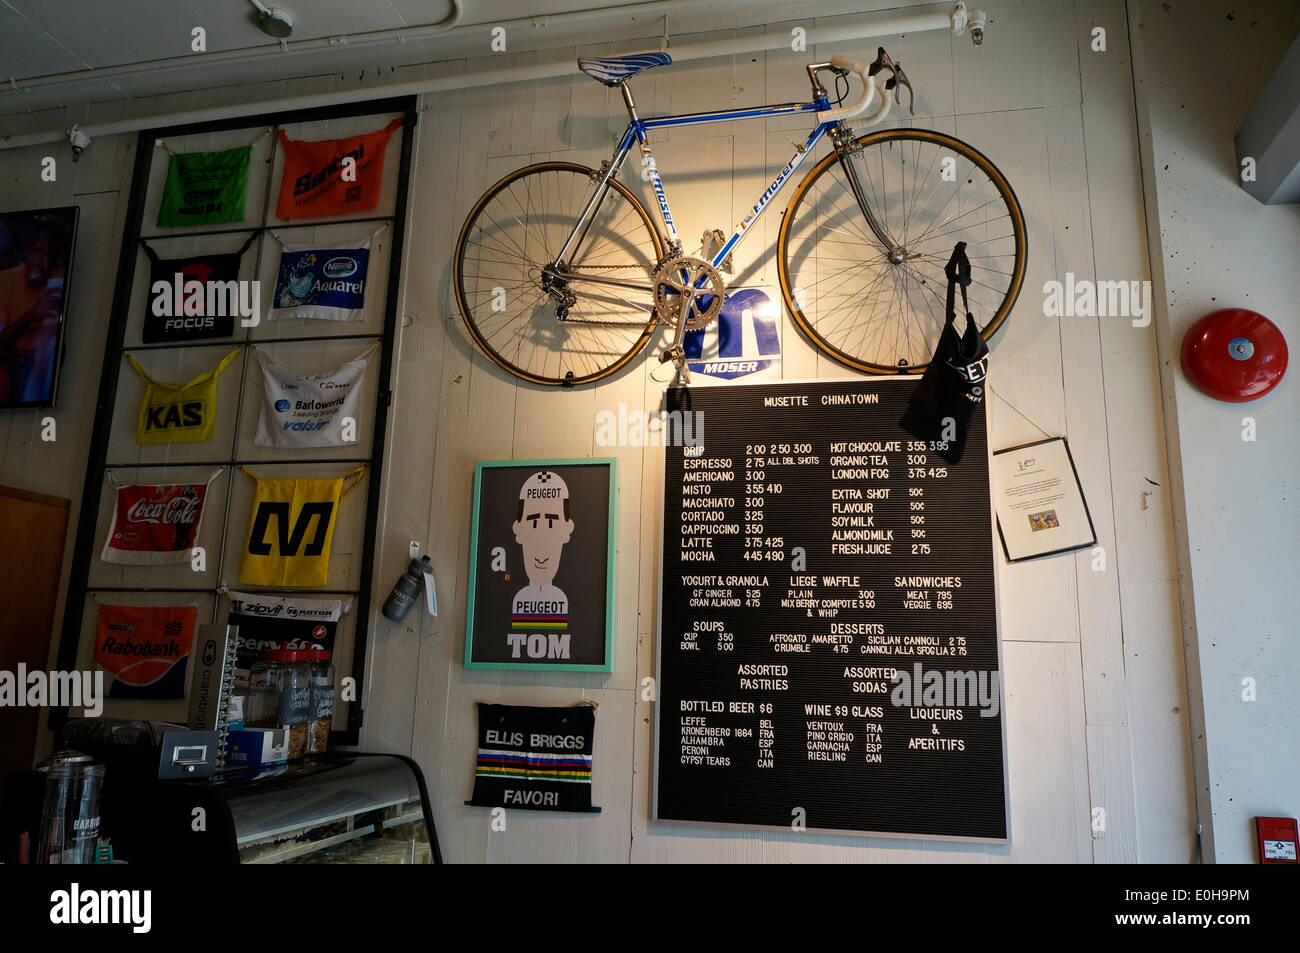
[[991, 437, 1096, 562]]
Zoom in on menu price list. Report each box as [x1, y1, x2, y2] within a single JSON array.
[[654, 379, 1008, 840]]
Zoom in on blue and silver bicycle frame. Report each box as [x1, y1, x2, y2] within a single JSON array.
[[555, 64, 893, 276], [546, 64, 892, 374], [555, 80, 833, 279]]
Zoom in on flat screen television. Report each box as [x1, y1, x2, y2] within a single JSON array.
[[0, 205, 79, 408]]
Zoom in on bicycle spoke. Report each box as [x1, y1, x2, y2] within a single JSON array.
[[456, 165, 661, 384], [782, 130, 1024, 371]]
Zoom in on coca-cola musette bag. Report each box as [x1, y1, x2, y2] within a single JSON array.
[[100, 471, 221, 565]]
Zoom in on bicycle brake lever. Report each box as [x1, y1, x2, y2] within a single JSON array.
[[888, 64, 915, 114], [867, 47, 893, 78], [867, 47, 914, 114]]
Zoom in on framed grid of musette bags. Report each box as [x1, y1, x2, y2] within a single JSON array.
[[53, 96, 418, 744]]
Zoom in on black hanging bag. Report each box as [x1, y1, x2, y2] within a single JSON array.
[[898, 241, 989, 465]]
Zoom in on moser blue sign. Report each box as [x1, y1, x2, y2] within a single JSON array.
[[684, 287, 781, 383]]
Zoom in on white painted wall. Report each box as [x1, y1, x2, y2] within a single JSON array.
[[1130, 0, 1300, 865], [1, 0, 1210, 862]]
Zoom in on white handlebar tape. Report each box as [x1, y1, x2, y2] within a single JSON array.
[[820, 55, 877, 123]]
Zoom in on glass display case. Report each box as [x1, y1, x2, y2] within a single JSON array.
[[101, 752, 440, 864]]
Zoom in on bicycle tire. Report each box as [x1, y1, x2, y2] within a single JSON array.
[[778, 128, 1027, 374], [454, 162, 665, 386]]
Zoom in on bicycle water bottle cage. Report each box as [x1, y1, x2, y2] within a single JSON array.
[[868, 47, 915, 113]]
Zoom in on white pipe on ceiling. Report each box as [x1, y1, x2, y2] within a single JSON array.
[[0, 0, 699, 96], [0, 3, 969, 152]]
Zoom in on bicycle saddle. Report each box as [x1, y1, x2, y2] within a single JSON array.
[[577, 52, 672, 86]]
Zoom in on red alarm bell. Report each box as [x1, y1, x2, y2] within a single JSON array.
[[1181, 308, 1288, 402]]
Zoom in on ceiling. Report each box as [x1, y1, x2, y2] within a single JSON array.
[[0, 0, 901, 117], [2, 0, 465, 77]]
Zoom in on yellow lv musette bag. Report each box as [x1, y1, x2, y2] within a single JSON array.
[[238, 465, 365, 588]]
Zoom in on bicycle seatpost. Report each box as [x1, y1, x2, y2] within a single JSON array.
[[620, 82, 639, 121]]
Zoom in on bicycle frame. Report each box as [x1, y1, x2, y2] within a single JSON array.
[[551, 70, 888, 291]]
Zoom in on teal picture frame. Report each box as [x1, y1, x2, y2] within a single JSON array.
[[464, 457, 618, 672]]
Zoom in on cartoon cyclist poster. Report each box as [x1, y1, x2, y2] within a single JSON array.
[[510, 469, 578, 632], [466, 459, 617, 671]]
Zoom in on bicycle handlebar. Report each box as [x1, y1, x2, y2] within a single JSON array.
[[820, 54, 878, 123]]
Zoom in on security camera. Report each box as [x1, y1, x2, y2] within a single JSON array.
[[69, 125, 91, 161]]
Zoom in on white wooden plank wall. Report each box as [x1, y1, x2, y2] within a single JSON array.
[[0, 0, 1195, 861]]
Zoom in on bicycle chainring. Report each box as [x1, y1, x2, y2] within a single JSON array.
[[653, 255, 726, 331]]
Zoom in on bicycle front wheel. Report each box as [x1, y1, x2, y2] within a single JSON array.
[[454, 162, 665, 386], [778, 128, 1027, 374]]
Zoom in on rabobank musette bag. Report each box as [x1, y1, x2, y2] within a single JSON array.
[[94, 603, 197, 699]]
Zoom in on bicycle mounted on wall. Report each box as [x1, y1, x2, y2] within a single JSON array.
[[455, 44, 1026, 386]]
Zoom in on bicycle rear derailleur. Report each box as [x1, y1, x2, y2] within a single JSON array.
[[540, 269, 577, 319]]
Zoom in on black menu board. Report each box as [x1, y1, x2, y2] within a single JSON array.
[[653, 378, 1008, 841]]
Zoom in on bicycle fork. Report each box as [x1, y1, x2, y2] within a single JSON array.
[[831, 122, 898, 256]]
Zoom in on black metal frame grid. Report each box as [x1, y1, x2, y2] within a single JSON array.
[[53, 95, 419, 745]]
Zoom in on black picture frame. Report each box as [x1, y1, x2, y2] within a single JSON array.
[[992, 436, 1098, 563]]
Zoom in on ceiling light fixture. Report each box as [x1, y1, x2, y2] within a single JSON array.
[[250, 1, 295, 39]]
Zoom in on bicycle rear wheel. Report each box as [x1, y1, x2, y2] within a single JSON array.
[[454, 162, 664, 386], [778, 128, 1026, 374]]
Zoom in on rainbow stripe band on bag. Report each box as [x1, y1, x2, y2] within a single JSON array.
[[476, 750, 592, 782], [510, 614, 567, 630]]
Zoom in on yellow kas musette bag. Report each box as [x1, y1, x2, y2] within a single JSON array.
[[126, 346, 241, 444], [238, 465, 366, 588]]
